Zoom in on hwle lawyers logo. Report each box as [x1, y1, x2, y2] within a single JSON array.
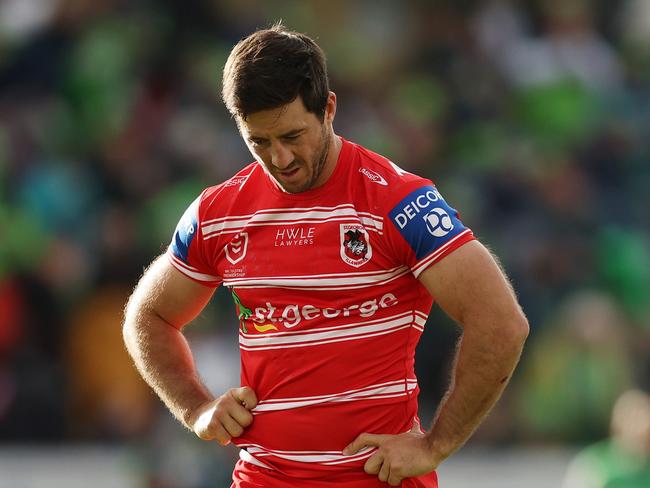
[[225, 232, 248, 265], [274, 226, 315, 247]]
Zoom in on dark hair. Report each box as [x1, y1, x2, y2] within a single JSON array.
[[222, 23, 330, 120]]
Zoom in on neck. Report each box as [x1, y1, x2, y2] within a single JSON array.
[[314, 130, 342, 188]]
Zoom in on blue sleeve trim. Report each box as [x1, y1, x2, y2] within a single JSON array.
[[171, 197, 200, 263], [388, 185, 467, 260]]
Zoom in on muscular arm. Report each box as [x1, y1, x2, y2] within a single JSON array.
[[419, 240, 529, 462], [123, 255, 256, 443], [345, 240, 528, 484], [123, 255, 217, 427]]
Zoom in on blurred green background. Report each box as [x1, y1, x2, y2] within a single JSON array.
[[0, 0, 649, 486]]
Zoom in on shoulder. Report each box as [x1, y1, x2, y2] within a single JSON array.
[[346, 140, 434, 211], [198, 162, 262, 218]]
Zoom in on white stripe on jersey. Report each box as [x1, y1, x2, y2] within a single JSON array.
[[202, 204, 382, 225], [411, 229, 473, 278], [253, 378, 418, 413], [236, 419, 418, 467], [238, 443, 376, 465], [239, 448, 274, 469], [167, 251, 222, 284], [239, 312, 427, 351], [224, 266, 410, 290], [201, 204, 384, 238]]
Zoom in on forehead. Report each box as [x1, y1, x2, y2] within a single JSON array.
[[239, 97, 316, 137]]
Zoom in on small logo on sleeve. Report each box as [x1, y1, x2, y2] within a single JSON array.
[[171, 197, 200, 263], [340, 224, 372, 267], [359, 167, 388, 186], [423, 208, 454, 237], [389, 186, 466, 260]]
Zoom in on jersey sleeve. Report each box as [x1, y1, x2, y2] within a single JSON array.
[[385, 182, 475, 278], [166, 192, 222, 287]]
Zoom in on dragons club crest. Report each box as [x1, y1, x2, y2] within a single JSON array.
[[339, 224, 372, 267]]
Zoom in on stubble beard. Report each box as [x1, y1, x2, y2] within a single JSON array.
[[285, 124, 330, 194]]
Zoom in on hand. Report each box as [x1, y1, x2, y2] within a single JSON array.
[[189, 386, 257, 445], [343, 429, 440, 486]]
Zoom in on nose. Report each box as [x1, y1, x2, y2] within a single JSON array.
[[270, 142, 294, 169]]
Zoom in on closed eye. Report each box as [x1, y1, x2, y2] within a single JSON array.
[[249, 138, 268, 147]]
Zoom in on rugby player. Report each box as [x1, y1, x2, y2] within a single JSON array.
[[123, 24, 529, 487]]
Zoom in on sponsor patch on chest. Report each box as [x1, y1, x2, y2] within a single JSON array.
[[274, 226, 316, 247]]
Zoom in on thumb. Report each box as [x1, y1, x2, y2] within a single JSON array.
[[232, 386, 258, 410], [343, 432, 387, 455]]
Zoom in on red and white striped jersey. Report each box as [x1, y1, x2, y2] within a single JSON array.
[[167, 138, 474, 487]]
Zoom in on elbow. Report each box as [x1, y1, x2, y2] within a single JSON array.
[[507, 310, 529, 349]]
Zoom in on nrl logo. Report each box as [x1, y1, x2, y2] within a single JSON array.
[[340, 224, 372, 268], [225, 232, 248, 265]]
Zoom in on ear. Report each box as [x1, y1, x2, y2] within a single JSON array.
[[325, 91, 337, 124]]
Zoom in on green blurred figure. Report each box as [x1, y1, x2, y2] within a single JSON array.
[[563, 389, 650, 488]]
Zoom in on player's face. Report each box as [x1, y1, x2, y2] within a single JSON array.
[[238, 93, 337, 193]]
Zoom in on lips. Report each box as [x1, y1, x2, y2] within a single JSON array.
[[277, 167, 301, 182]]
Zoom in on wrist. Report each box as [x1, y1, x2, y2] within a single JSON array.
[[424, 431, 454, 466], [183, 395, 215, 430]]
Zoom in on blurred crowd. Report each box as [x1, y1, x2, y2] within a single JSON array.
[[0, 0, 649, 485]]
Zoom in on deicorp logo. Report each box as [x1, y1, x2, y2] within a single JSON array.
[[389, 185, 466, 260]]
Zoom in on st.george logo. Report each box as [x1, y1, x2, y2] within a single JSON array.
[[423, 208, 454, 237], [225, 232, 248, 265], [340, 224, 372, 267]]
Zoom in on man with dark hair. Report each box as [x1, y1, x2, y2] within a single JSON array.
[[123, 24, 528, 487]]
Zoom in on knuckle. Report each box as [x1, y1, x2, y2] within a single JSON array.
[[213, 406, 228, 420]]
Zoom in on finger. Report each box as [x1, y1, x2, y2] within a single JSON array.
[[229, 404, 254, 428], [221, 413, 245, 438], [364, 452, 384, 475], [343, 433, 387, 455], [388, 473, 402, 486], [212, 422, 232, 446], [378, 459, 390, 482], [232, 386, 258, 409], [196, 413, 230, 444]]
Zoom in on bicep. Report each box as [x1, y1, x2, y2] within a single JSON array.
[[417, 240, 524, 329], [128, 254, 217, 329]]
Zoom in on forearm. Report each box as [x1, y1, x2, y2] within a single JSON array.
[[123, 309, 214, 428], [425, 315, 527, 463]]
